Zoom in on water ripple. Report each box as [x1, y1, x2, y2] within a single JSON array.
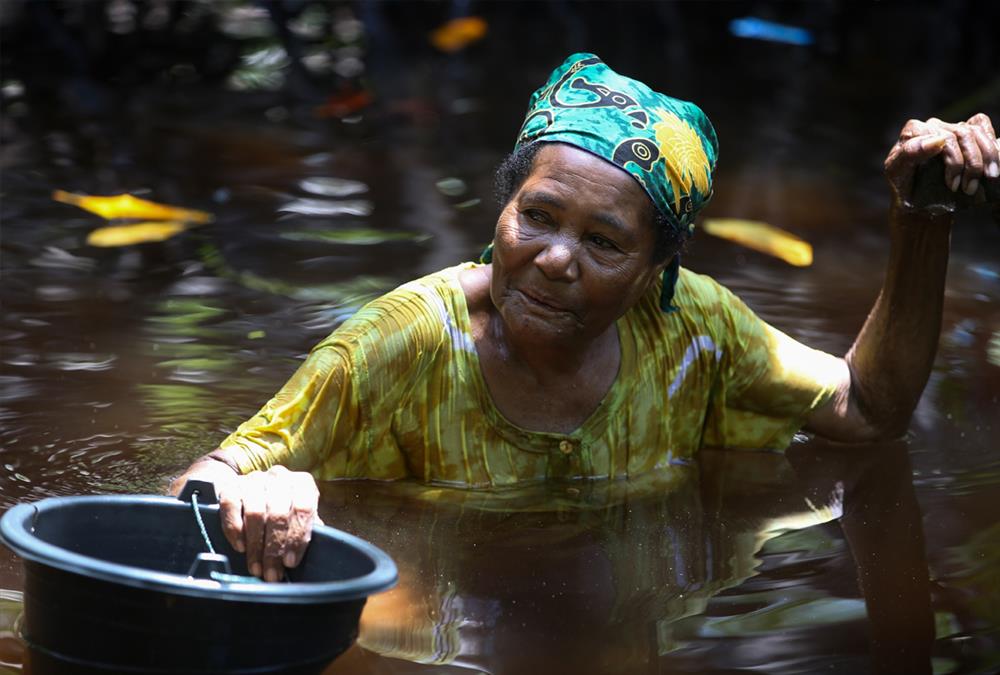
[[298, 177, 368, 197], [278, 198, 373, 217], [48, 354, 118, 372]]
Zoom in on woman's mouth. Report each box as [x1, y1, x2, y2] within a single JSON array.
[[517, 287, 574, 314]]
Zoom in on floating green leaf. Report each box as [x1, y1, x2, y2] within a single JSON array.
[[436, 177, 467, 197], [281, 229, 431, 245], [198, 242, 394, 303]]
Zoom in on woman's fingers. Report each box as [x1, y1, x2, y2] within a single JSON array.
[[217, 482, 246, 554], [210, 467, 322, 580], [262, 466, 293, 582], [899, 133, 949, 158], [967, 114, 999, 181], [924, 118, 967, 193], [953, 124, 984, 195], [887, 114, 998, 205], [886, 124, 948, 203], [968, 112, 997, 139], [241, 471, 268, 578], [283, 472, 320, 569]]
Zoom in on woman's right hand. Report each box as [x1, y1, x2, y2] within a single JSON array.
[[883, 113, 999, 210], [170, 454, 322, 582]]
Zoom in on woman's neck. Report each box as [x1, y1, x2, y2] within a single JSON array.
[[460, 264, 624, 433], [487, 308, 618, 384]]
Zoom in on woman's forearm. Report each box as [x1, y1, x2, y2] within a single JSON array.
[[845, 204, 952, 438]]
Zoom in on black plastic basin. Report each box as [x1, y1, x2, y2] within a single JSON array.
[[0, 493, 397, 674]]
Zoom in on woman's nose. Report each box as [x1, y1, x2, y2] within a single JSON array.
[[534, 236, 579, 281]]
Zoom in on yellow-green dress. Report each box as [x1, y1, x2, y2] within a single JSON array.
[[220, 263, 843, 488]]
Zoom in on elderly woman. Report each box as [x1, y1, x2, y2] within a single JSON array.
[[172, 53, 998, 582]]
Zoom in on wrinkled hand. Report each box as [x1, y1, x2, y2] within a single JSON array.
[[884, 113, 999, 209], [214, 465, 323, 582]]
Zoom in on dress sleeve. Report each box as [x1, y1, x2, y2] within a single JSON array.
[[218, 280, 449, 479], [698, 279, 843, 450], [217, 343, 377, 477]]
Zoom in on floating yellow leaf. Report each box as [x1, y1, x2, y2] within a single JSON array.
[[702, 218, 813, 266], [281, 229, 430, 245], [53, 190, 213, 224], [430, 17, 487, 53], [86, 221, 189, 247]]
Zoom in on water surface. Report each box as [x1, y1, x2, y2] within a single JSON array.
[[1, 2, 998, 673]]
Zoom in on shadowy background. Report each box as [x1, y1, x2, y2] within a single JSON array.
[[1, 1, 999, 674]]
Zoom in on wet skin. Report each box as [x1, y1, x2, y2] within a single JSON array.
[[488, 143, 665, 345], [806, 114, 1000, 441], [461, 143, 668, 434]]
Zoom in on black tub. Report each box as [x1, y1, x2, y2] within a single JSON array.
[[0, 489, 397, 674]]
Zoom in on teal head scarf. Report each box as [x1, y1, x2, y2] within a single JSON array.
[[482, 53, 719, 312]]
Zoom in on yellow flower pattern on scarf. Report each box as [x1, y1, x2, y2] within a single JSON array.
[[651, 108, 713, 215]]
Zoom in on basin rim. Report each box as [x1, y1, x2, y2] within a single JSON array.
[[0, 494, 398, 604]]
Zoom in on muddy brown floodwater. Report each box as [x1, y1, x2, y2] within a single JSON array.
[[1, 2, 999, 674]]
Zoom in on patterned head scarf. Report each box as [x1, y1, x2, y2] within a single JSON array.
[[482, 53, 719, 313]]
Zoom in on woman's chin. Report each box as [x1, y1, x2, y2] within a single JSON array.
[[500, 303, 586, 346]]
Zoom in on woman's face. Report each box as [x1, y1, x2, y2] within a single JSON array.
[[490, 143, 668, 347]]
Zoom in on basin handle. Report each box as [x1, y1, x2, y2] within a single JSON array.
[[177, 479, 218, 505], [187, 552, 231, 580]]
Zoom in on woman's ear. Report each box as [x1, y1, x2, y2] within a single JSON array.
[[650, 248, 678, 283], [653, 254, 672, 279]]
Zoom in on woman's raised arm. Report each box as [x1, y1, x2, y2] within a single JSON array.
[[806, 113, 998, 441]]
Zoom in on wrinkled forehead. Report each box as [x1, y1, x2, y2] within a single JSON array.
[[522, 143, 657, 224]]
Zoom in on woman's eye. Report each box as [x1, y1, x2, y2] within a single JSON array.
[[524, 209, 550, 224], [590, 235, 618, 250]]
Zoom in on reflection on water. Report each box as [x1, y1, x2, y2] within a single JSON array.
[[323, 442, 934, 675], [1, 1, 999, 674]]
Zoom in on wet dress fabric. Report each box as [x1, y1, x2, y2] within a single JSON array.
[[220, 263, 842, 488]]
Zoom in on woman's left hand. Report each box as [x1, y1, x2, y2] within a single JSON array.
[[883, 112, 999, 210]]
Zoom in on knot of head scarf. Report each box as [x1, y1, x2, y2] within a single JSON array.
[[482, 53, 719, 313]]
